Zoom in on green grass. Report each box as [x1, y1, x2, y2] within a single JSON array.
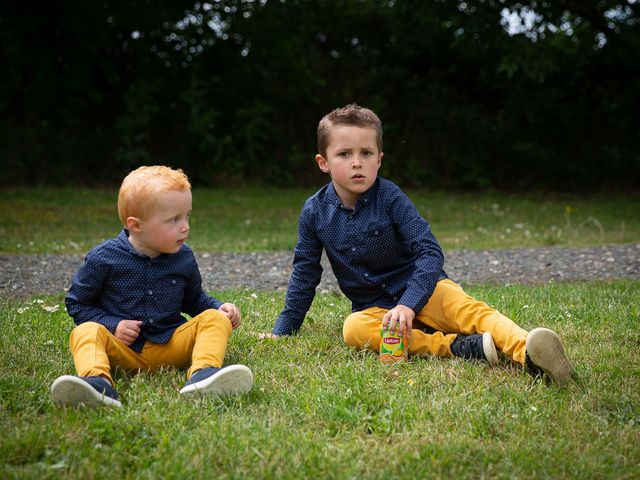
[[2, 187, 638, 478], [1, 187, 638, 254], [1, 281, 639, 479]]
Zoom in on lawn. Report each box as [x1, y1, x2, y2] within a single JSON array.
[[0, 187, 638, 254], [0, 188, 638, 479], [1, 281, 639, 479]]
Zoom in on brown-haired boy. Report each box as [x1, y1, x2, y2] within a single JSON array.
[[263, 104, 573, 383], [51, 165, 253, 407]]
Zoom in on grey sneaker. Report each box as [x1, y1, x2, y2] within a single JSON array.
[[450, 332, 499, 366], [179, 364, 253, 398], [525, 327, 574, 384], [51, 375, 122, 408]]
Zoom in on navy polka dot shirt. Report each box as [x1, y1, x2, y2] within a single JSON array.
[[65, 229, 222, 352], [273, 177, 448, 336]]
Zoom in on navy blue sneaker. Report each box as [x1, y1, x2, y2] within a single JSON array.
[[51, 375, 122, 408], [525, 327, 573, 384], [180, 365, 253, 398], [450, 332, 499, 366]]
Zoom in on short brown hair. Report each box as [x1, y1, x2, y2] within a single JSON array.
[[317, 103, 383, 157], [117, 165, 191, 226]]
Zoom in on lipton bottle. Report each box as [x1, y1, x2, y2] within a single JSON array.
[[380, 325, 408, 363]]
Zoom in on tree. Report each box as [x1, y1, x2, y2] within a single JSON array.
[[1, 0, 637, 189]]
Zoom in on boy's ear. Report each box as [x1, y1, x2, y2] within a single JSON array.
[[126, 216, 143, 233], [315, 154, 330, 173], [378, 152, 384, 166]]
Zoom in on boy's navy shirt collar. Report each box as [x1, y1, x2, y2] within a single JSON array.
[[322, 177, 379, 211], [118, 229, 145, 257], [116, 228, 170, 263]]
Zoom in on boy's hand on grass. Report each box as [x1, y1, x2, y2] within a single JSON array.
[[115, 319, 142, 345], [219, 303, 242, 329], [382, 305, 415, 338], [257, 332, 280, 340]]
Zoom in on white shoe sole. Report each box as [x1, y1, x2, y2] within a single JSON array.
[[526, 328, 574, 384], [51, 375, 122, 408], [179, 364, 254, 398], [482, 332, 499, 366]]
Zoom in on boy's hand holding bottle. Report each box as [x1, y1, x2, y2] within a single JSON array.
[[382, 305, 414, 338], [380, 305, 413, 363]]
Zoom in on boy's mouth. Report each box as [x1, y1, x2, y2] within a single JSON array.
[[352, 174, 365, 180]]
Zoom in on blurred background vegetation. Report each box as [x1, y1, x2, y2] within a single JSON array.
[[1, 0, 638, 191]]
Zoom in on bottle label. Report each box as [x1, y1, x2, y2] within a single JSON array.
[[380, 327, 408, 363]]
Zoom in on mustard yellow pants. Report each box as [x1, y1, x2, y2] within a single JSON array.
[[69, 309, 232, 386], [343, 279, 528, 364]]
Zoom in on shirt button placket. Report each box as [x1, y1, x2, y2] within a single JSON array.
[[346, 209, 357, 257]]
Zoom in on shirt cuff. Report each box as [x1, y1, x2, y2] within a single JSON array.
[[398, 291, 429, 316], [272, 316, 298, 336]]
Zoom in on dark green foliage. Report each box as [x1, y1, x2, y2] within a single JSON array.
[[1, 1, 638, 189]]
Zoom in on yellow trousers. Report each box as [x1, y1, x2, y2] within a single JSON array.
[[69, 309, 232, 386], [343, 279, 528, 364]]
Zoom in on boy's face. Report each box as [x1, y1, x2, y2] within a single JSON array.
[[127, 189, 192, 259], [315, 125, 382, 209]]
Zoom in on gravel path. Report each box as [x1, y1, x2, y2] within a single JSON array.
[[1, 243, 638, 299]]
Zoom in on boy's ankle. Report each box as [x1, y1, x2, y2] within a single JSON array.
[[450, 332, 499, 366]]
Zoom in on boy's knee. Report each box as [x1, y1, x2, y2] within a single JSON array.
[[435, 279, 463, 296], [69, 322, 111, 349], [70, 321, 106, 339], [199, 309, 233, 333], [343, 312, 364, 348]]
